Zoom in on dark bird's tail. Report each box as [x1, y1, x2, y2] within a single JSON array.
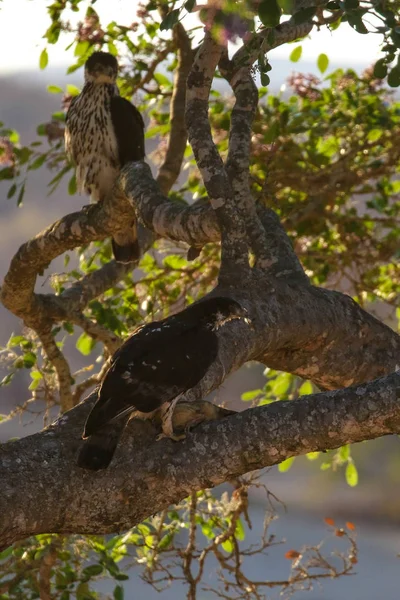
[[112, 223, 140, 263], [77, 417, 129, 471]]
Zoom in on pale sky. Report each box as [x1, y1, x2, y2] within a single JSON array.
[[0, 0, 383, 74]]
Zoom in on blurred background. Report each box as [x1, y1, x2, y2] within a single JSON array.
[[1, 1, 400, 598]]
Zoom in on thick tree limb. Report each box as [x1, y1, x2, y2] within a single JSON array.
[[1, 371, 399, 548], [219, 50, 272, 268], [186, 31, 250, 279]]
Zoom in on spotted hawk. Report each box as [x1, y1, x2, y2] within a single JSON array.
[[65, 51, 145, 263]]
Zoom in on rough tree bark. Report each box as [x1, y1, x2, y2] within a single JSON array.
[[0, 5, 399, 548]]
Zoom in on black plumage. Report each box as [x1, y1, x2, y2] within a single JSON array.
[[65, 51, 145, 263], [77, 297, 250, 471]]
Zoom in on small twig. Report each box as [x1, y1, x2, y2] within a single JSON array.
[[38, 326, 74, 412], [157, 23, 193, 195], [72, 359, 111, 406]]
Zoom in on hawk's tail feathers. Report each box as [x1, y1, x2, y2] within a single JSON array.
[[77, 418, 128, 471], [112, 224, 140, 263]]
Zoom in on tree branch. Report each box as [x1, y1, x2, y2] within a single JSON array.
[[219, 50, 272, 269], [37, 325, 73, 412], [157, 23, 193, 195], [1, 371, 399, 548], [186, 31, 250, 280], [233, 19, 314, 71]]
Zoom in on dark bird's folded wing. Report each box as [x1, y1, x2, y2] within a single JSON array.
[[64, 96, 79, 163], [82, 319, 217, 437], [109, 96, 145, 262], [110, 96, 145, 165]]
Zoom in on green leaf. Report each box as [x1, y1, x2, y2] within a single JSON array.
[[82, 564, 104, 578], [39, 48, 49, 70], [76, 582, 90, 599], [67, 62, 84, 74], [160, 8, 180, 31], [306, 451, 319, 460], [388, 66, 400, 87], [163, 255, 187, 269], [16, 146, 32, 165], [0, 545, 13, 560], [108, 41, 118, 56], [29, 378, 41, 391], [298, 381, 313, 395], [367, 129, 383, 142], [17, 182, 25, 206], [0, 373, 14, 386], [241, 389, 263, 401], [30, 370, 43, 380], [7, 183, 17, 199], [235, 518, 246, 541], [8, 130, 19, 143], [17, 183, 25, 206], [52, 111, 65, 122], [68, 175, 77, 195], [264, 120, 280, 142], [260, 72, 270, 86], [74, 40, 90, 57], [317, 53, 329, 74], [345, 461, 358, 486], [44, 21, 61, 44], [221, 539, 233, 553], [0, 167, 14, 181], [47, 84, 63, 94], [289, 46, 302, 62], [7, 334, 25, 347], [258, 0, 281, 27], [158, 532, 174, 549], [373, 59, 388, 79], [154, 72, 171, 87], [347, 12, 368, 34], [339, 444, 350, 461], [114, 586, 124, 600], [269, 373, 291, 397], [28, 155, 46, 171], [184, 0, 196, 12], [278, 456, 295, 472], [76, 332, 97, 356], [66, 84, 81, 96], [23, 351, 36, 368]]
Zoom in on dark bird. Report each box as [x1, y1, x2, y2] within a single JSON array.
[[65, 51, 145, 263], [77, 297, 251, 471]]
